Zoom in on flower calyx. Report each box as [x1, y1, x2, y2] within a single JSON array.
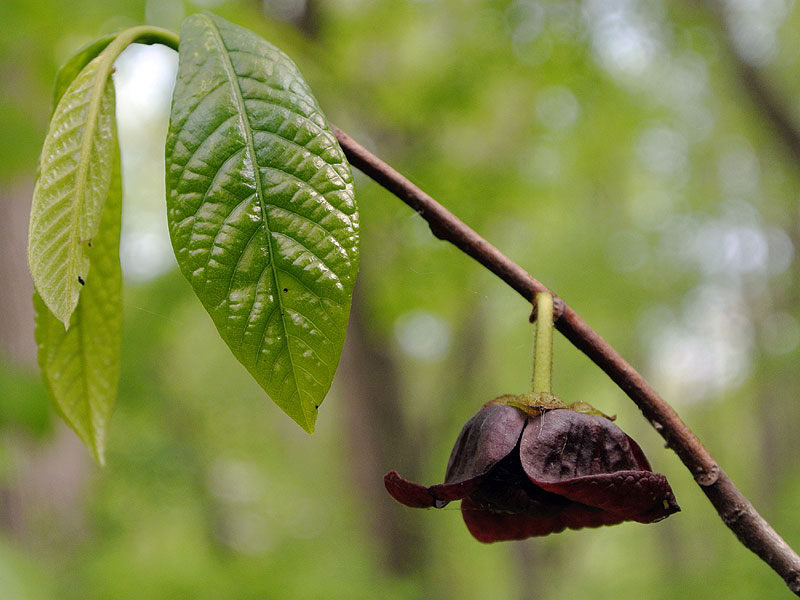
[[487, 393, 615, 421]]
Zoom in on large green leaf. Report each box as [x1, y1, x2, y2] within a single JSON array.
[[34, 140, 123, 465], [166, 13, 359, 433], [28, 46, 118, 327]]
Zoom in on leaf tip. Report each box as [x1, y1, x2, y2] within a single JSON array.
[[50, 300, 73, 330], [90, 444, 106, 467], [83, 421, 108, 465], [69, 423, 107, 466], [296, 410, 316, 435], [30, 277, 78, 331], [62, 421, 106, 466]]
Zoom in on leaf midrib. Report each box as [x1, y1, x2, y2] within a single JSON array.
[[67, 63, 110, 320], [76, 293, 101, 461], [202, 15, 310, 430]]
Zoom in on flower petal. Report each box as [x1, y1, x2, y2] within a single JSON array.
[[384, 404, 526, 510], [384, 470, 485, 508], [461, 497, 633, 542], [384, 471, 447, 508], [520, 409, 680, 521], [461, 496, 569, 542], [444, 403, 527, 485], [520, 409, 642, 481], [557, 502, 628, 530], [534, 471, 680, 522], [626, 435, 653, 471]]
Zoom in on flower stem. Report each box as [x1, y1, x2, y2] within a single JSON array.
[[532, 292, 554, 395]]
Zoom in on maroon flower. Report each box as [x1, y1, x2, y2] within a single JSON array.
[[385, 402, 680, 542]]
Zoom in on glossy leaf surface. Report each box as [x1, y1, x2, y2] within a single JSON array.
[[29, 47, 118, 326], [34, 141, 123, 464], [166, 13, 359, 432]]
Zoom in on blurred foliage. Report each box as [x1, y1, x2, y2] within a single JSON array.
[[2, 0, 800, 598]]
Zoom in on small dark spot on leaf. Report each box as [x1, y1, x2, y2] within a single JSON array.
[[78, 276, 85, 286], [283, 288, 288, 293], [87, 240, 93, 248]]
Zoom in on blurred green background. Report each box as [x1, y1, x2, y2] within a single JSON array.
[[2, 0, 800, 597]]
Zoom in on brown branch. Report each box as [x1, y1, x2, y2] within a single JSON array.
[[331, 124, 800, 596]]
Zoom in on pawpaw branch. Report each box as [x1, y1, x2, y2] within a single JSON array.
[[331, 124, 800, 596]]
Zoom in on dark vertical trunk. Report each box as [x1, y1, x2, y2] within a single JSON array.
[[0, 179, 91, 544], [337, 291, 427, 574], [0, 180, 37, 365]]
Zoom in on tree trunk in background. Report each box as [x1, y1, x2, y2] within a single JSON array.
[[256, 0, 320, 37], [338, 290, 427, 575], [267, 0, 427, 576], [0, 181, 36, 365], [0, 180, 90, 545]]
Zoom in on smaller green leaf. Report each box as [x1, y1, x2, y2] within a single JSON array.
[[29, 46, 118, 327], [51, 26, 180, 111], [31, 26, 178, 460], [52, 34, 117, 111], [34, 142, 123, 465]]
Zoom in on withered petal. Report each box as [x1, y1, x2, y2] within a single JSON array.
[[384, 471, 447, 508], [556, 501, 628, 530], [520, 409, 642, 482], [383, 471, 483, 508], [532, 471, 680, 522], [444, 404, 527, 485], [460, 497, 569, 542], [461, 496, 636, 543], [429, 479, 483, 502], [387, 404, 679, 541], [384, 470, 483, 508], [519, 409, 680, 521], [626, 435, 653, 471]]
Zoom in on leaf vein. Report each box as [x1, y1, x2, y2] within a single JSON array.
[[204, 14, 302, 406], [172, 113, 239, 187], [278, 269, 338, 329], [254, 302, 280, 375], [195, 189, 257, 280], [247, 119, 339, 167], [286, 311, 335, 349], [170, 77, 228, 134], [225, 223, 263, 318], [185, 145, 249, 238], [259, 165, 348, 217], [270, 231, 343, 291]]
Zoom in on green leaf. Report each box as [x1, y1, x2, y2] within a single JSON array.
[[51, 26, 180, 113], [34, 139, 123, 465], [166, 13, 359, 433], [28, 46, 118, 327], [52, 34, 117, 111]]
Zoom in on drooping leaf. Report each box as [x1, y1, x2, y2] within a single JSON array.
[[28, 46, 119, 327], [34, 139, 123, 465], [166, 13, 359, 433], [52, 34, 117, 111]]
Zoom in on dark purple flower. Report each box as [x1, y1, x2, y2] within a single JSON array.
[[385, 403, 680, 542]]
